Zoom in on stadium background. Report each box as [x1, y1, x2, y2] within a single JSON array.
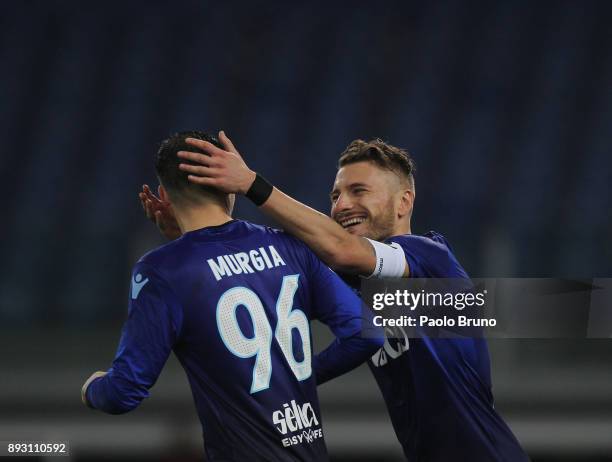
[[1, 1, 611, 460]]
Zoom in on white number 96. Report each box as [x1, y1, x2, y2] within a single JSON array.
[[216, 274, 311, 393]]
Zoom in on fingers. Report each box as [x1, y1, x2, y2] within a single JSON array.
[[139, 184, 177, 230], [144, 199, 155, 221], [177, 150, 220, 168], [142, 184, 162, 205], [139, 195, 150, 217], [219, 130, 239, 155], [185, 138, 226, 157], [140, 186, 160, 221], [187, 174, 218, 186], [139, 191, 147, 211], [140, 185, 152, 203], [179, 163, 218, 176]]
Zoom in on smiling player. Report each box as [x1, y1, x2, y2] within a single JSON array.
[[168, 132, 528, 461]]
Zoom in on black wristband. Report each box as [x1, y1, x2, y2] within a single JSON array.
[[246, 173, 273, 206]]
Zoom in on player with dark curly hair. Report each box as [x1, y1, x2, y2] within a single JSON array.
[[82, 131, 384, 462]]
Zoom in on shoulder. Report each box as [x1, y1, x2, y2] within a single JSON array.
[[236, 220, 277, 235], [252, 224, 325, 274], [251, 222, 312, 252], [240, 222, 316, 265], [388, 231, 452, 254], [137, 238, 185, 268], [387, 231, 467, 278], [234, 220, 301, 245]]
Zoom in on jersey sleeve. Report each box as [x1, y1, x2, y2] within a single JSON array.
[[388, 233, 470, 279], [304, 248, 384, 384], [86, 262, 183, 414], [363, 238, 407, 278], [386, 235, 427, 277]]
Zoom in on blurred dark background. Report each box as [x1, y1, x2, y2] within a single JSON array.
[[1, 0, 611, 460]]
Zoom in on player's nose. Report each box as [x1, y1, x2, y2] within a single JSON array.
[[332, 193, 354, 216]]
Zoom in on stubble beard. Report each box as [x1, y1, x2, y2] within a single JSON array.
[[360, 200, 397, 242]]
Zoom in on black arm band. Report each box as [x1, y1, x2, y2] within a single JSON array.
[[245, 173, 274, 206]]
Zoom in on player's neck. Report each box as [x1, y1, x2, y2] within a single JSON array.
[[393, 219, 411, 236], [174, 204, 233, 233]]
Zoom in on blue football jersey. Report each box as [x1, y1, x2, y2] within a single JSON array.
[[368, 231, 529, 461], [86, 220, 381, 461]]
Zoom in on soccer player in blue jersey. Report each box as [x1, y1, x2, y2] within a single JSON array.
[[170, 132, 529, 461], [81, 131, 384, 461]]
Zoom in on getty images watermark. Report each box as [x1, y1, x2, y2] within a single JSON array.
[[360, 278, 612, 339]]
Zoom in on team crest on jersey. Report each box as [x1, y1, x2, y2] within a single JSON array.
[[131, 273, 149, 300], [371, 326, 409, 367], [272, 400, 323, 447]]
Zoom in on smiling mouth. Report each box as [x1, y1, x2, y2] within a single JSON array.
[[338, 217, 367, 228]]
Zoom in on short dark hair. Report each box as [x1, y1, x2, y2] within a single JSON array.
[[155, 130, 225, 204], [338, 139, 415, 189]]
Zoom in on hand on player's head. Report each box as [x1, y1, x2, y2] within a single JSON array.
[[218, 130, 240, 156], [138, 184, 182, 240], [178, 130, 256, 195]]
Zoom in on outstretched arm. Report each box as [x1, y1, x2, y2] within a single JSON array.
[[178, 132, 407, 277], [260, 188, 376, 274]]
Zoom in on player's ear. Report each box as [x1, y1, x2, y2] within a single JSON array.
[[159, 184, 170, 202], [226, 193, 236, 216], [398, 188, 414, 219]]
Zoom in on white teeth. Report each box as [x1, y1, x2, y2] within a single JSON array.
[[340, 217, 365, 228]]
